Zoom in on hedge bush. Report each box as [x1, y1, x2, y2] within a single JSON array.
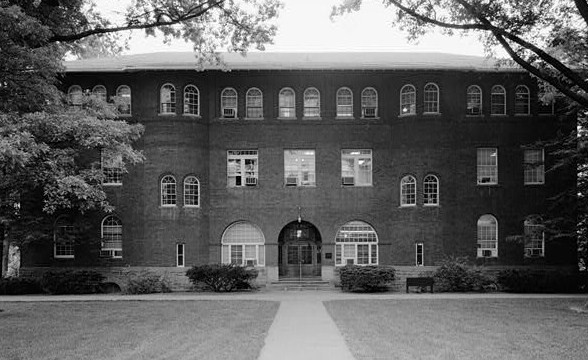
[[433, 256, 496, 292], [185, 264, 258, 292], [125, 272, 172, 294], [497, 268, 580, 293], [0, 277, 43, 295], [40, 270, 105, 294], [339, 265, 395, 292]]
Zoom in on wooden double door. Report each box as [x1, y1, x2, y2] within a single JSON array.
[[278, 221, 322, 278]]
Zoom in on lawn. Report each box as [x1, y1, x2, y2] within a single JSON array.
[[325, 298, 588, 360], [0, 300, 279, 360]]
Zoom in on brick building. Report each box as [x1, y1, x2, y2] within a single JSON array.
[[22, 52, 577, 288]]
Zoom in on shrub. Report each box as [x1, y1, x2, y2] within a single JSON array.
[[339, 265, 395, 292], [433, 256, 496, 292], [125, 272, 172, 294], [497, 268, 580, 293], [0, 277, 43, 295], [185, 264, 258, 292], [40, 270, 105, 295]]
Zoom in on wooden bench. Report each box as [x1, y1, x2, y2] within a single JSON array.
[[406, 277, 434, 293]]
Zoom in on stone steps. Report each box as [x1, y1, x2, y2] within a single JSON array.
[[268, 278, 333, 291]]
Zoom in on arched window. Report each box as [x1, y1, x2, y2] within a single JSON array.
[[477, 214, 498, 258], [423, 83, 439, 114], [490, 85, 506, 115], [54, 217, 75, 259], [335, 221, 378, 265], [183, 176, 200, 207], [515, 85, 530, 115], [101, 215, 122, 258], [467, 85, 482, 115], [67, 85, 83, 109], [524, 216, 544, 257], [183, 85, 199, 115], [400, 175, 417, 206], [336, 87, 353, 118], [160, 83, 176, 114], [246, 88, 263, 118], [92, 85, 107, 102], [423, 174, 439, 206], [221, 221, 265, 266], [279, 88, 296, 118], [400, 85, 416, 115], [361, 87, 378, 118], [303, 87, 320, 118], [161, 175, 177, 206], [221, 88, 238, 118], [116, 85, 131, 115]]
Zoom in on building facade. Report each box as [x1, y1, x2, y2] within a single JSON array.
[[22, 52, 578, 287]]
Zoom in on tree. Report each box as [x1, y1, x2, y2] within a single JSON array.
[[333, 0, 588, 272], [0, 0, 282, 276]]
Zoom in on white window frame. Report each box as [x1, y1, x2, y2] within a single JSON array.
[[183, 176, 200, 207], [361, 87, 378, 118], [101, 151, 123, 186], [467, 85, 482, 116], [400, 175, 417, 207], [67, 85, 83, 109], [221, 222, 265, 267], [160, 83, 176, 114], [54, 219, 75, 259], [341, 149, 372, 187], [415, 243, 424, 266], [101, 215, 122, 259], [161, 175, 177, 207], [423, 174, 439, 206], [477, 148, 498, 185], [400, 84, 416, 116], [335, 221, 378, 266], [477, 214, 498, 258], [279, 87, 296, 119], [524, 217, 545, 258], [221, 87, 238, 118], [183, 85, 200, 116], [490, 85, 506, 115], [515, 85, 530, 115], [336, 87, 353, 118], [92, 85, 107, 102], [227, 150, 258, 187], [116, 85, 132, 115], [284, 149, 316, 187], [423, 83, 439, 114], [177, 243, 185, 267], [524, 149, 545, 185], [303, 87, 320, 118], [246, 87, 263, 119]]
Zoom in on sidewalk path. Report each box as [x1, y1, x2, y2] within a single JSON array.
[[257, 295, 355, 360]]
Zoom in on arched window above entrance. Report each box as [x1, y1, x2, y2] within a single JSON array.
[[221, 221, 265, 267], [335, 221, 378, 266]]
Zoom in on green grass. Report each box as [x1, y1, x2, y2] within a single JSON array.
[[0, 300, 279, 360], [325, 298, 588, 360]]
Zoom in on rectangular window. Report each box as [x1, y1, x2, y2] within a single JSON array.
[[102, 152, 123, 185], [284, 150, 316, 187], [54, 225, 75, 259], [177, 243, 185, 267], [230, 245, 243, 265], [524, 224, 545, 257], [477, 148, 498, 185], [223, 244, 264, 266], [341, 150, 372, 186], [227, 150, 258, 187], [416, 243, 424, 266], [524, 149, 544, 185]]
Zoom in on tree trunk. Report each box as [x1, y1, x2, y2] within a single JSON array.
[[1, 225, 8, 277]]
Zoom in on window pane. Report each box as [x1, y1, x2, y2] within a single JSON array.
[[284, 150, 316, 186], [477, 148, 498, 184]]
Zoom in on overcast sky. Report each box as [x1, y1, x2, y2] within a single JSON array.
[[99, 0, 485, 56]]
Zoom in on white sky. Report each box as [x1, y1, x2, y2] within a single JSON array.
[[98, 0, 485, 56]]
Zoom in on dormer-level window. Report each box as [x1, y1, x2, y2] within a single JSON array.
[[183, 85, 199, 116], [467, 85, 482, 115], [303, 87, 320, 118], [221, 88, 238, 118], [400, 85, 416, 116], [336, 87, 353, 118], [491, 85, 506, 115], [423, 83, 439, 114], [515, 85, 530, 115], [361, 87, 378, 118], [246, 88, 263, 119], [160, 83, 176, 114], [279, 88, 296, 118]]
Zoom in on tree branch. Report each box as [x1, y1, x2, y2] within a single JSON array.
[[387, 0, 484, 31], [575, 0, 588, 26]]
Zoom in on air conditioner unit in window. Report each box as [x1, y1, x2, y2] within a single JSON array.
[[482, 250, 492, 257], [245, 177, 257, 186], [479, 177, 492, 184], [342, 176, 355, 186], [223, 108, 236, 118], [526, 248, 542, 257], [363, 107, 376, 118], [245, 259, 256, 267], [346, 259, 355, 265], [285, 177, 298, 186]]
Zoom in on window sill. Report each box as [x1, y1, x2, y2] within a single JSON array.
[[423, 112, 441, 116], [219, 117, 238, 120], [399, 204, 417, 208], [277, 117, 298, 120], [183, 205, 201, 208], [54, 256, 74, 259], [477, 183, 499, 186], [160, 205, 177, 208], [335, 116, 355, 120], [158, 113, 177, 116], [514, 114, 531, 117], [182, 114, 202, 118], [524, 182, 545, 186], [117, 114, 132, 118], [423, 203, 440, 207], [398, 113, 416, 118], [360, 116, 380, 120], [490, 114, 507, 117], [103, 183, 123, 187], [342, 184, 373, 188], [244, 117, 264, 120], [285, 185, 316, 188], [302, 116, 322, 120], [466, 114, 484, 117]]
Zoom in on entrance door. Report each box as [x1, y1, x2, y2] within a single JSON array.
[[278, 221, 322, 278]]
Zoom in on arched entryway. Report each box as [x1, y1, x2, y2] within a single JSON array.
[[278, 221, 321, 278]]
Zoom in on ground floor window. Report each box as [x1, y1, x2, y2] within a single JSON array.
[[54, 218, 75, 259], [221, 221, 265, 266], [335, 221, 378, 265], [177, 243, 185, 267], [477, 214, 498, 258], [524, 216, 545, 257]]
